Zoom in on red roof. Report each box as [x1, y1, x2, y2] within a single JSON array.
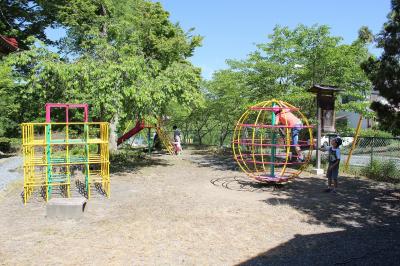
[[0, 35, 19, 53]]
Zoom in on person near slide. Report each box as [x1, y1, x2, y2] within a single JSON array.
[[173, 125, 182, 155]]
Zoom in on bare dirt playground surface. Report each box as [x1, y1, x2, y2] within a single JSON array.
[[0, 149, 399, 265]]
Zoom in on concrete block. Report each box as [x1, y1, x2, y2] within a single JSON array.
[[46, 197, 87, 220], [311, 168, 324, 175]]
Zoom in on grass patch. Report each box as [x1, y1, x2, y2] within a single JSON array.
[[361, 160, 400, 183]]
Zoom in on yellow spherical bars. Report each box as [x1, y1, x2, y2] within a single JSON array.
[[232, 99, 314, 183]]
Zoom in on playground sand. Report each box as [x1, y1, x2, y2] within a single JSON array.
[[0, 149, 399, 265]]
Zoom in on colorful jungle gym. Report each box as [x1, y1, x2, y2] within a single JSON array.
[[117, 118, 175, 155], [232, 99, 314, 183], [21, 103, 110, 204]]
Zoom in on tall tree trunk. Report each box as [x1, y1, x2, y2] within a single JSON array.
[[219, 124, 231, 147], [100, 4, 107, 37], [109, 113, 119, 152], [196, 129, 202, 145]]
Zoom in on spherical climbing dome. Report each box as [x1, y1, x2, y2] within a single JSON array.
[[232, 99, 314, 183]]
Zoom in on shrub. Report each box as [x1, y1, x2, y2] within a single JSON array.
[[361, 159, 400, 183], [360, 129, 394, 138], [0, 137, 11, 152], [0, 137, 20, 153], [338, 127, 394, 138]]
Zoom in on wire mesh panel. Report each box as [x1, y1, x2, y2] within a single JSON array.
[[342, 137, 400, 167]]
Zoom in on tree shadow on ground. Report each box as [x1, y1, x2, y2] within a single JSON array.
[[0, 154, 15, 159], [210, 175, 286, 193], [194, 149, 400, 264], [110, 150, 171, 175], [190, 149, 238, 171], [237, 176, 400, 265]]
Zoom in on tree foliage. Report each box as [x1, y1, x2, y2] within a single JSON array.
[[1, 0, 203, 149], [362, 0, 400, 135], [177, 24, 375, 145], [0, 1, 60, 48], [227, 25, 372, 117]]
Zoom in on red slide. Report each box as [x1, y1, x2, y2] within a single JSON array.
[[117, 120, 145, 146]]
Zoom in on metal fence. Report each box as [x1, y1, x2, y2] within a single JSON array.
[[154, 129, 400, 167], [177, 130, 400, 167], [341, 137, 400, 168]]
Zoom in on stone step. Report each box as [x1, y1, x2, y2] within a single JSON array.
[[46, 197, 87, 220]]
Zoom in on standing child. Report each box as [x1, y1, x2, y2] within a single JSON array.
[[173, 125, 182, 155], [324, 137, 342, 193]]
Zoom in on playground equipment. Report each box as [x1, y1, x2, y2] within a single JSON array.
[[21, 103, 110, 204], [344, 115, 363, 171], [117, 118, 174, 155], [117, 120, 145, 145], [232, 99, 314, 183]]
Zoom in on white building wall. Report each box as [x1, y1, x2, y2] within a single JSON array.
[[337, 111, 371, 129]]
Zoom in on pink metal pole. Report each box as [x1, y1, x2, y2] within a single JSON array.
[[45, 103, 89, 123], [83, 105, 88, 122], [45, 104, 51, 122]]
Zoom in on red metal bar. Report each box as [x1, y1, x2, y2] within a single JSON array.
[[239, 153, 302, 158], [249, 107, 299, 111], [232, 140, 310, 147], [253, 175, 293, 182], [45, 103, 89, 123], [235, 158, 306, 165], [238, 124, 313, 129]]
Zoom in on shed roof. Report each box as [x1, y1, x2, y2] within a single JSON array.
[[308, 84, 343, 94]]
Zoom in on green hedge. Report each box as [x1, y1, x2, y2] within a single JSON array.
[[338, 127, 394, 138], [0, 137, 21, 153], [361, 160, 400, 183]]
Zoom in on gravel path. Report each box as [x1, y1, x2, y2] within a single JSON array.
[[0, 150, 399, 265], [0, 156, 23, 192]]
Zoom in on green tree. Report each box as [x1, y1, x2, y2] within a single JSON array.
[[206, 70, 249, 146], [0, 1, 60, 48], [362, 0, 400, 135], [55, 0, 203, 150], [3, 0, 203, 150], [0, 62, 18, 136], [226, 24, 372, 119]]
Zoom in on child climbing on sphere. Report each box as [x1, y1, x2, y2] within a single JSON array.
[[323, 137, 342, 193], [272, 105, 304, 161]]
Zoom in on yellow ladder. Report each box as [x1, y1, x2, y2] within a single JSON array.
[[156, 127, 175, 155]]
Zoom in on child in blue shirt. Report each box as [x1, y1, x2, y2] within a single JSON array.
[[324, 137, 342, 193]]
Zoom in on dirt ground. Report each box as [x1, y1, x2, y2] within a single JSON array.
[[0, 148, 399, 265]]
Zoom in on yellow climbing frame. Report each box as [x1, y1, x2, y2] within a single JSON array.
[[21, 122, 110, 204]]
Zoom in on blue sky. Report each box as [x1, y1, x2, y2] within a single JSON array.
[[156, 0, 391, 79], [47, 1, 391, 79]]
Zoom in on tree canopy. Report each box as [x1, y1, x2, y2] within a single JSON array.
[[0, 1, 60, 48], [362, 0, 400, 136], [1, 0, 203, 150], [186, 24, 374, 144], [0, 2, 390, 148]]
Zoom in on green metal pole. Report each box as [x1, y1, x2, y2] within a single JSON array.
[[46, 124, 52, 198], [84, 124, 89, 193], [271, 104, 277, 177], [148, 128, 152, 156], [370, 137, 374, 164]]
